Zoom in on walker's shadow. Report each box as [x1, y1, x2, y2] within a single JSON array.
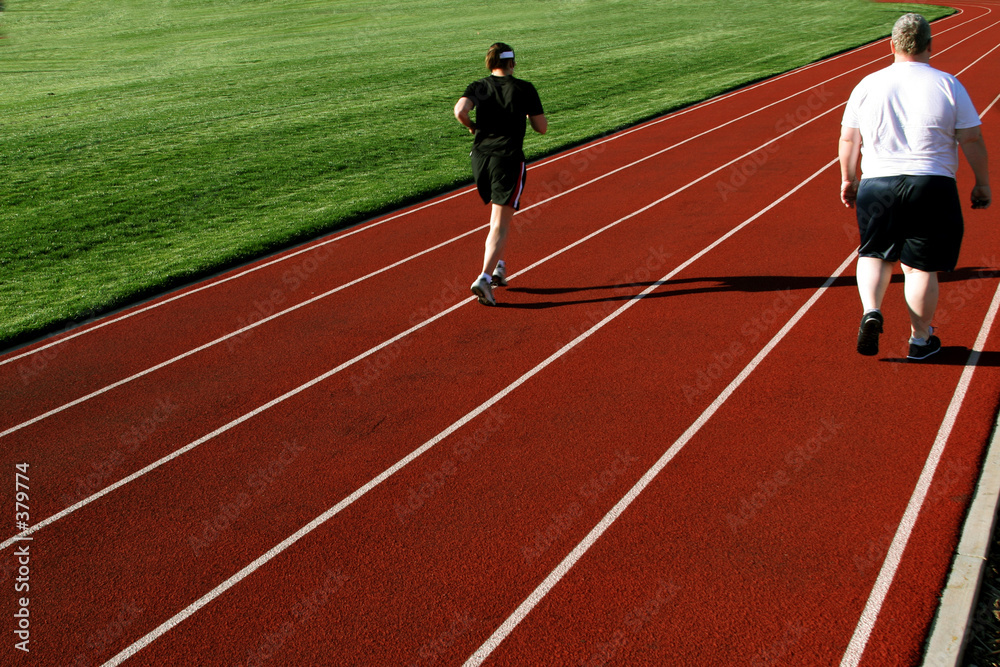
[[879, 348, 1000, 367], [498, 266, 993, 310]]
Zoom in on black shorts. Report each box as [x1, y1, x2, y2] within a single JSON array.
[[856, 175, 964, 272], [471, 149, 527, 210]]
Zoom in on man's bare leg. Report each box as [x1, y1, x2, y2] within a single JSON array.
[[901, 263, 938, 341], [856, 256, 893, 355], [856, 256, 894, 311], [482, 203, 514, 277]]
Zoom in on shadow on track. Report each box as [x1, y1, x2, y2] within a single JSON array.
[[497, 266, 996, 310], [879, 348, 1000, 367]]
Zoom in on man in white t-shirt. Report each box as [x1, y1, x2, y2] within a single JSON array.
[[839, 13, 991, 360]]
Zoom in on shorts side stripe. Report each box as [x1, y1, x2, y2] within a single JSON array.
[[508, 162, 527, 209]]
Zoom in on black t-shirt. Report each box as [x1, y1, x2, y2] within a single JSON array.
[[463, 75, 543, 158]]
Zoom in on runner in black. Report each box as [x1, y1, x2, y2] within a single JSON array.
[[454, 42, 547, 305]]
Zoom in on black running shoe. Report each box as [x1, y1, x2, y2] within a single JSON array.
[[856, 311, 883, 356], [907, 335, 941, 361]]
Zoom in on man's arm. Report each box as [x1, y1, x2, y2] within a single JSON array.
[[528, 113, 547, 135], [453, 97, 476, 134], [839, 125, 862, 208], [957, 126, 991, 209]]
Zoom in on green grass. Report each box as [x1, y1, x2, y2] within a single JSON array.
[[0, 0, 952, 348]]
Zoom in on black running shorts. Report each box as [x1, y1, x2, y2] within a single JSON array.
[[856, 175, 964, 272], [471, 149, 527, 210]]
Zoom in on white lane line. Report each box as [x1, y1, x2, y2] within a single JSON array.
[[0, 106, 847, 551], [0, 226, 484, 438], [2, 72, 857, 435], [840, 278, 1000, 667], [95, 12, 994, 663], [7, 0, 992, 540], [839, 84, 1000, 667], [945, 19, 1000, 65], [465, 191, 853, 667], [6, 6, 984, 396], [982, 90, 1000, 115], [98, 156, 842, 667], [955, 34, 1000, 76], [462, 23, 999, 665], [1, 11, 942, 370]]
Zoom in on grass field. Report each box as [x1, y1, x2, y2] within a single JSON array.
[[0, 0, 952, 348]]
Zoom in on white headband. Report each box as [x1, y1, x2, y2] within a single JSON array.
[[500, 51, 514, 59]]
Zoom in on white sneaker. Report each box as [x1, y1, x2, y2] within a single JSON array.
[[471, 276, 495, 306], [491, 264, 508, 287]]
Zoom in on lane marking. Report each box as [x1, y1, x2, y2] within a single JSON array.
[[6, 13, 989, 447], [99, 157, 842, 667], [0, 105, 849, 550], [91, 9, 996, 663], [0, 227, 485, 438], [465, 22, 1000, 665], [0, 54, 835, 368], [2, 78, 859, 435], [840, 278, 1000, 667], [464, 231, 853, 667], [840, 78, 1000, 667], [6, 9, 978, 370]]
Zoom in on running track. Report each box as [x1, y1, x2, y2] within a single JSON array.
[[3, 4, 1000, 666]]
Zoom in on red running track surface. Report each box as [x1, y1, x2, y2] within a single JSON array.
[[2, 3, 1000, 666]]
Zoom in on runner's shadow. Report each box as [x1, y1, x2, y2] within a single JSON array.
[[500, 267, 993, 310], [878, 347, 1000, 367], [502, 275, 847, 309]]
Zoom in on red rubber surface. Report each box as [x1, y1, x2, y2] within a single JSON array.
[[2, 4, 999, 665]]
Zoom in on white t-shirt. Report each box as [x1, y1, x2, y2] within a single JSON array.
[[842, 61, 981, 178]]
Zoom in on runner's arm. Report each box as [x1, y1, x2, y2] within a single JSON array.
[[957, 126, 991, 209], [529, 113, 547, 135], [839, 125, 862, 208], [454, 97, 476, 133]]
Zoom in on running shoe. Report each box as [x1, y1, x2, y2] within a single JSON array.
[[907, 335, 941, 361], [856, 311, 883, 356], [491, 264, 508, 287], [471, 275, 495, 306]]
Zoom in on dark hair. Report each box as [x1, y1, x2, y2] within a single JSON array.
[[485, 42, 515, 71]]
